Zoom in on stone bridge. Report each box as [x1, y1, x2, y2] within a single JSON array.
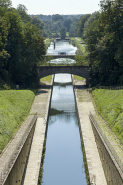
[[38, 66, 90, 86]]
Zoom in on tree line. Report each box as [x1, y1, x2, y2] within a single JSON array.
[[77, 0, 123, 86], [32, 14, 83, 38], [0, 0, 46, 87]]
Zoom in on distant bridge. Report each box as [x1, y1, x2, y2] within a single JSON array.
[[38, 65, 90, 86], [44, 54, 76, 60]]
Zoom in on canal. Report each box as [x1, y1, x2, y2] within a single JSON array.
[[40, 40, 87, 185]]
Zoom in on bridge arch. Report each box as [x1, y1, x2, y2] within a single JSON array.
[[38, 66, 90, 86]]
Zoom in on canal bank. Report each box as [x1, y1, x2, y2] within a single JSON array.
[[73, 77, 107, 185], [0, 76, 54, 185], [22, 76, 54, 185], [39, 74, 87, 185]]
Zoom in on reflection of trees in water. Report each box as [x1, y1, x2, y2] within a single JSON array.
[[49, 108, 63, 116], [54, 82, 72, 87], [48, 108, 79, 127]]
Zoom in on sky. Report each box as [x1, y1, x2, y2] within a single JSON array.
[[11, 0, 101, 15]]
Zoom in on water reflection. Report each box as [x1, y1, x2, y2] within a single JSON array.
[[41, 74, 87, 185], [47, 40, 77, 55]]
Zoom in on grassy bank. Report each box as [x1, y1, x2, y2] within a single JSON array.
[[0, 90, 35, 154], [45, 38, 53, 49], [92, 89, 123, 143], [74, 75, 85, 81], [77, 37, 85, 43], [70, 37, 86, 53], [40, 75, 52, 82]]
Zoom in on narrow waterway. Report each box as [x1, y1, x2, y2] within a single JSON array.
[[41, 74, 87, 185]]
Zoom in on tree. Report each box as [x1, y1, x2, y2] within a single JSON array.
[[0, 16, 10, 80], [63, 19, 72, 32], [52, 14, 63, 22], [4, 11, 24, 82], [85, 0, 123, 86], [83, 11, 99, 39], [31, 16, 44, 34], [17, 4, 31, 23], [77, 14, 91, 38], [69, 23, 77, 37], [21, 24, 46, 86], [60, 27, 66, 39], [0, 0, 12, 9]]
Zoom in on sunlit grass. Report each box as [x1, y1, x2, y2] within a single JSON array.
[[74, 75, 85, 81], [0, 90, 35, 154], [40, 75, 52, 82], [92, 89, 123, 143]]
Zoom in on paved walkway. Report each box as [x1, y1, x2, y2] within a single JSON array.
[[75, 37, 85, 48], [0, 78, 53, 185], [22, 79, 53, 185], [74, 79, 107, 185]]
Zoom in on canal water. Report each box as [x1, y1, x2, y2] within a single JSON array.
[[40, 40, 87, 185], [41, 74, 87, 185], [47, 40, 77, 65]]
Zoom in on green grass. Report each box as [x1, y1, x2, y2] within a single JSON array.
[[70, 37, 86, 53], [78, 37, 85, 43], [40, 75, 52, 82], [0, 90, 35, 154], [74, 75, 85, 81], [45, 38, 53, 49], [92, 89, 123, 143]]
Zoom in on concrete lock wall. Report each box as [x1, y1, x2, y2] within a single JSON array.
[[4, 122, 36, 185], [90, 119, 123, 185]]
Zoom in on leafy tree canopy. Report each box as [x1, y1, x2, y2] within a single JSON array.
[[0, 0, 12, 9], [60, 26, 66, 39], [52, 14, 63, 22]]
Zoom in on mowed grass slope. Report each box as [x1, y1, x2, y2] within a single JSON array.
[[92, 89, 123, 143], [0, 90, 35, 154]]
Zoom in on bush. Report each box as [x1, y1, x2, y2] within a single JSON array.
[[3, 84, 10, 90]]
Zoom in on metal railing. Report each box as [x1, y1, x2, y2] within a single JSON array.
[[0, 113, 37, 185], [89, 112, 123, 173]]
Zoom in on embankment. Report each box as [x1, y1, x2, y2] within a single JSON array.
[[72, 76, 107, 185], [0, 76, 54, 185], [73, 76, 123, 185]]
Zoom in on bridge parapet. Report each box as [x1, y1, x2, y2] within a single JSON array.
[[38, 65, 90, 86], [44, 54, 76, 60]]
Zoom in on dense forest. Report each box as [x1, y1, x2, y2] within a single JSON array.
[[77, 0, 123, 86], [0, 0, 46, 88], [30, 14, 83, 38]]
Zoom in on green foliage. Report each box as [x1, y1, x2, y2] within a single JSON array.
[[52, 14, 63, 22], [84, 0, 123, 86], [77, 14, 91, 38], [31, 16, 44, 34], [70, 38, 86, 53], [3, 84, 10, 90], [0, 0, 12, 9], [60, 26, 66, 39], [63, 19, 72, 32], [0, 3, 46, 87], [76, 1, 123, 86], [92, 89, 123, 143], [0, 90, 35, 153], [17, 4, 31, 23]]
